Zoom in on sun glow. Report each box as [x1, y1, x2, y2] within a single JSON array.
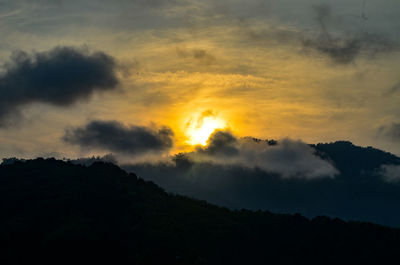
[[186, 115, 227, 146]]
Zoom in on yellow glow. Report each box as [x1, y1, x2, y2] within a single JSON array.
[[186, 115, 226, 146]]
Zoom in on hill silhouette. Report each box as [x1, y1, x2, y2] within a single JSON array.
[[1, 158, 400, 265], [314, 141, 400, 176], [125, 140, 400, 227]]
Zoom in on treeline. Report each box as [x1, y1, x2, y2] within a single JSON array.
[[0, 158, 399, 265]]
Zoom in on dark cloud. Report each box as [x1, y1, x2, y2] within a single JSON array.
[[197, 130, 239, 156], [378, 123, 400, 142], [63, 120, 174, 156], [0, 46, 119, 127], [303, 36, 360, 64], [302, 4, 397, 64], [303, 31, 396, 64]]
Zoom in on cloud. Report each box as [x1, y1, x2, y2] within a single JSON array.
[[377, 123, 400, 142], [176, 48, 216, 65], [191, 109, 217, 129], [63, 120, 174, 156], [239, 138, 339, 179], [0, 46, 119, 127], [303, 31, 396, 65], [233, 3, 398, 65], [197, 129, 239, 156], [191, 130, 338, 180], [302, 4, 397, 64], [380, 164, 400, 183]]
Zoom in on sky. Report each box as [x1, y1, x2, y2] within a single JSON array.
[[1, 0, 400, 160]]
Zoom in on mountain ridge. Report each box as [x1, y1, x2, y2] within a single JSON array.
[[1, 157, 400, 264]]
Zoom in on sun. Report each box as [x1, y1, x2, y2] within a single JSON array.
[[186, 115, 226, 146]]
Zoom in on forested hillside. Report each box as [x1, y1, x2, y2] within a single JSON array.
[[1, 158, 399, 265]]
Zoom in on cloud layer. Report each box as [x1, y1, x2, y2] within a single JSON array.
[[194, 130, 338, 179], [0, 46, 118, 126], [63, 120, 174, 156], [120, 140, 400, 227]]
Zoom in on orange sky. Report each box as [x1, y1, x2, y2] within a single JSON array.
[[0, 0, 400, 159]]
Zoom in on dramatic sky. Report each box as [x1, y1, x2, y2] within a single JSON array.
[[1, 0, 400, 160]]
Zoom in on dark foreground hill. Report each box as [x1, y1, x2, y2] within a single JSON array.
[[1, 159, 400, 265]]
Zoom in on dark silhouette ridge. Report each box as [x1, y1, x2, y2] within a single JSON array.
[[314, 141, 400, 175], [124, 140, 400, 227], [1, 158, 400, 265]]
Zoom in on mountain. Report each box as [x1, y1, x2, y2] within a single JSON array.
[[125, 141, 400, 227], [1, 158, 400, 265], [314, 141, 400, 177]]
